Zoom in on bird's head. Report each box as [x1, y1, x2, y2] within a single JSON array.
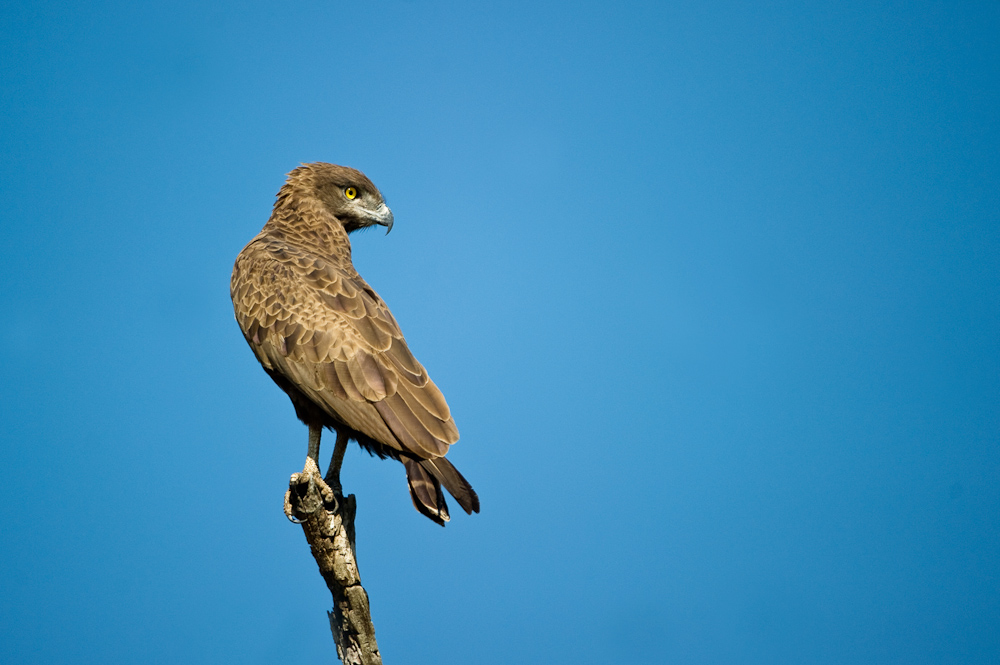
[[283, 162, 394, 234]]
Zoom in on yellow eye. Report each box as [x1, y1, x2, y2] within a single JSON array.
[[345, 187, 357, 200]]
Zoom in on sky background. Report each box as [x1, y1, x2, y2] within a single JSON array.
[[1, 1, 998, 663]]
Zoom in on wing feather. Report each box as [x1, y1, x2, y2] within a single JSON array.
[[320, 363, 350, 401], [232, 242, 460, 460], [395, 381, 458, 443]]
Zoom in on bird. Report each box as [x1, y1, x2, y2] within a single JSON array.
[[230, 163, 479, 525]]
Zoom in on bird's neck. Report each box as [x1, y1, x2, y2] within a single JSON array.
[[266, 191, 353, 265]]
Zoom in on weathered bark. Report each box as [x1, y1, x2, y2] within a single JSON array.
[[284, 446, 382, 665]]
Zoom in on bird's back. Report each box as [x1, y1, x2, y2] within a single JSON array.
[[231, 195, 459, 461]]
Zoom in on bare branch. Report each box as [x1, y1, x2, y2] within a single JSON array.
[[285, 457, 383, 665]]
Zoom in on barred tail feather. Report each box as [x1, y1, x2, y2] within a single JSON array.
[[420, 457, 480, 515], [403, 457, 450, 526]]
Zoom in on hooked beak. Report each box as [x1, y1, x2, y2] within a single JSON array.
[[372, 202, 394, 234]]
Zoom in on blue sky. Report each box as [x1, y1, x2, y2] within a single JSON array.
[[1, 1, 998, 663]]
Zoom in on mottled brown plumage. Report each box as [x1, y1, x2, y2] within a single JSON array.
[[231, 163, 478, 525]]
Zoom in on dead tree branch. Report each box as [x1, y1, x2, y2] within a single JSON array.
[[284, 448, 382, 665]]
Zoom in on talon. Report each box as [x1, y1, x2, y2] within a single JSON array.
[[283, 489, 305, 524], [315, 475, 340, 512], [315, 475, 335, 503]]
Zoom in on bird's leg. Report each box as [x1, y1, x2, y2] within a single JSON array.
[[285, 424, 335, 523], [324, 430, 350, 495], [307, 424, 322, 465]]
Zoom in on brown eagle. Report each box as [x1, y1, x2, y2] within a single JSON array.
[[230, 163, 479, 525]]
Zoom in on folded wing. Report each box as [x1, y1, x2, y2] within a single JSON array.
[[232, 241, 461, 462]]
